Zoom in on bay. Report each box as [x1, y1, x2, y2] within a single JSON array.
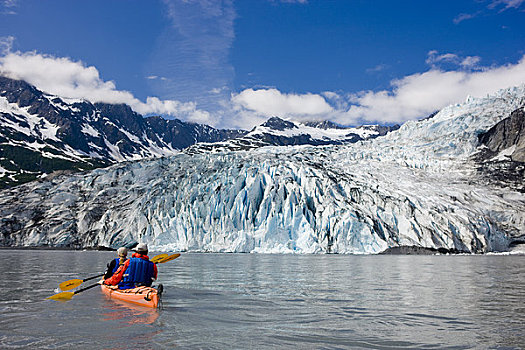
[[0, 250, 524, 349]]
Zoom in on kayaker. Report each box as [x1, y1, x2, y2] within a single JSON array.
[[103, 247, 128, 279], [103, 243, 158, 289]]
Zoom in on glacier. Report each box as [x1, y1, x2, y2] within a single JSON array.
[[1, 85, 524, 253]]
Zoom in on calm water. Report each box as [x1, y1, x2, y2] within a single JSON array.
[[0, 250, 524, 349]]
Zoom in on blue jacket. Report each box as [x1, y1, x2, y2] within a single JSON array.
[[111, 258, 121, 274], [104, 258, 122, 279], [118, 256, 156, 289]]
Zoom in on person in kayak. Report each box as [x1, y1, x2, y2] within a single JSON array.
[[103, 243, 158, 289], [103, 247, 128, 279]]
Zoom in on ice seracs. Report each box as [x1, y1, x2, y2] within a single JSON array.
[[1, 84, 524, 254]]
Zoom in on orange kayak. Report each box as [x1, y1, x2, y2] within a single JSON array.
[[100, 284, 162, 308]]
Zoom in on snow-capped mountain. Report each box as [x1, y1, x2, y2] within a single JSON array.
[[0, 76, 245, 188], [188, 116, 399, 153], [0, 84, 524, 254], [0, 75, 399, 188], [0, 76, 400, 188]]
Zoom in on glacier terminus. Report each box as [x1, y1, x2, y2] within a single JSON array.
[[0, 85, 524, 254]]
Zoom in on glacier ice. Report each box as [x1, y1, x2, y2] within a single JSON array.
[[0, 85, 524, 253]]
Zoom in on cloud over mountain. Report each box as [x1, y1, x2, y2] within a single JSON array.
[[2, 47, 525, 130], [0, 50, 213, 124], [341, 55, 525, 124], [231, 54, 525, 126], [232, 88, 333, 118]]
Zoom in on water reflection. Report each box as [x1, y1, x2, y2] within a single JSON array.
[[97, 289, 165, 349], [101, 298, 160, 325]]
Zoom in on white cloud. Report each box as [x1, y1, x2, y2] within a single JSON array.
[[426, 50, 481, 70], [0, 36, 14, 54], [210, 86, 229, 94], [321, 91, 340, 100], [231, 54, 525, 128], [340, 55, 525, 124], [0, 50, 213, 124], [146, 75, 168, 81], [453, 12, 478, 24], [1, 0, 17, 14], [460, 56, 481, 68], [426, 51, 458, 65], [3, 47, 524, 131], [454, 0, 524, 23], [2, 0, 17, 9], [366, 64, 389, 73], [488, 0, 525, 10], [231, 88, 333, 119]]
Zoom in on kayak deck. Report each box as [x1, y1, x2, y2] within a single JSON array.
[[100, 284, 162, 308]]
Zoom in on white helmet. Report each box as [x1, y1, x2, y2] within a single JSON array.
[[117, 247, 128, 257], [136, 243, 148, 253]]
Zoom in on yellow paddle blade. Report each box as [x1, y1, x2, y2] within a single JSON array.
[[59, 279, 83, 291], [150, 253, 169, 263], [47, 291, 75, 301], [158, 253, 180, 263]]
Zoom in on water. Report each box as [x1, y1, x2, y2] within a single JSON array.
[[0, 250, 524, 349]]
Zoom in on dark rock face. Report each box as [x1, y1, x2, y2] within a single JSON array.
[[366, 124, 400, 136], [261, 117, 297, 131], [474, 108, 525, 193], [419, 110, 440, 122], [478, 108, 525, 162], [303, 120, 345, 129]]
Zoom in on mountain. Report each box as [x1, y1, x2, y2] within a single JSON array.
[[0, 75, 399, 187], [188, 116, 399, 153], [0, 84, 524, 253], [0, 76, 245, 188]]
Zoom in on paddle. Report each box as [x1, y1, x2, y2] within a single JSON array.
[[47, 282, 101, 301], [150, 253, 169, 263], [58, 273, 104, 291], [157, 253, 180, 263], [59, 253, 171, 291]]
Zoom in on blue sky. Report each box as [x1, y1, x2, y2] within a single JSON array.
[[1, 0, 524, 129]]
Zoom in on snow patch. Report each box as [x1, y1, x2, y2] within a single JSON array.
[[250, 123, 378, 141], [0, 165, 13, 177], [103, 138, 125, 162], [81, 123, 100, 138], [490, 145, 517, 162], [0, 96, 60, 141]]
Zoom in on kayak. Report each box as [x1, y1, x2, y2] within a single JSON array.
[[100, 284, 163, 308]]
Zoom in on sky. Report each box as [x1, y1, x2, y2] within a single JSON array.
[[0, 0, 524, 130]]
